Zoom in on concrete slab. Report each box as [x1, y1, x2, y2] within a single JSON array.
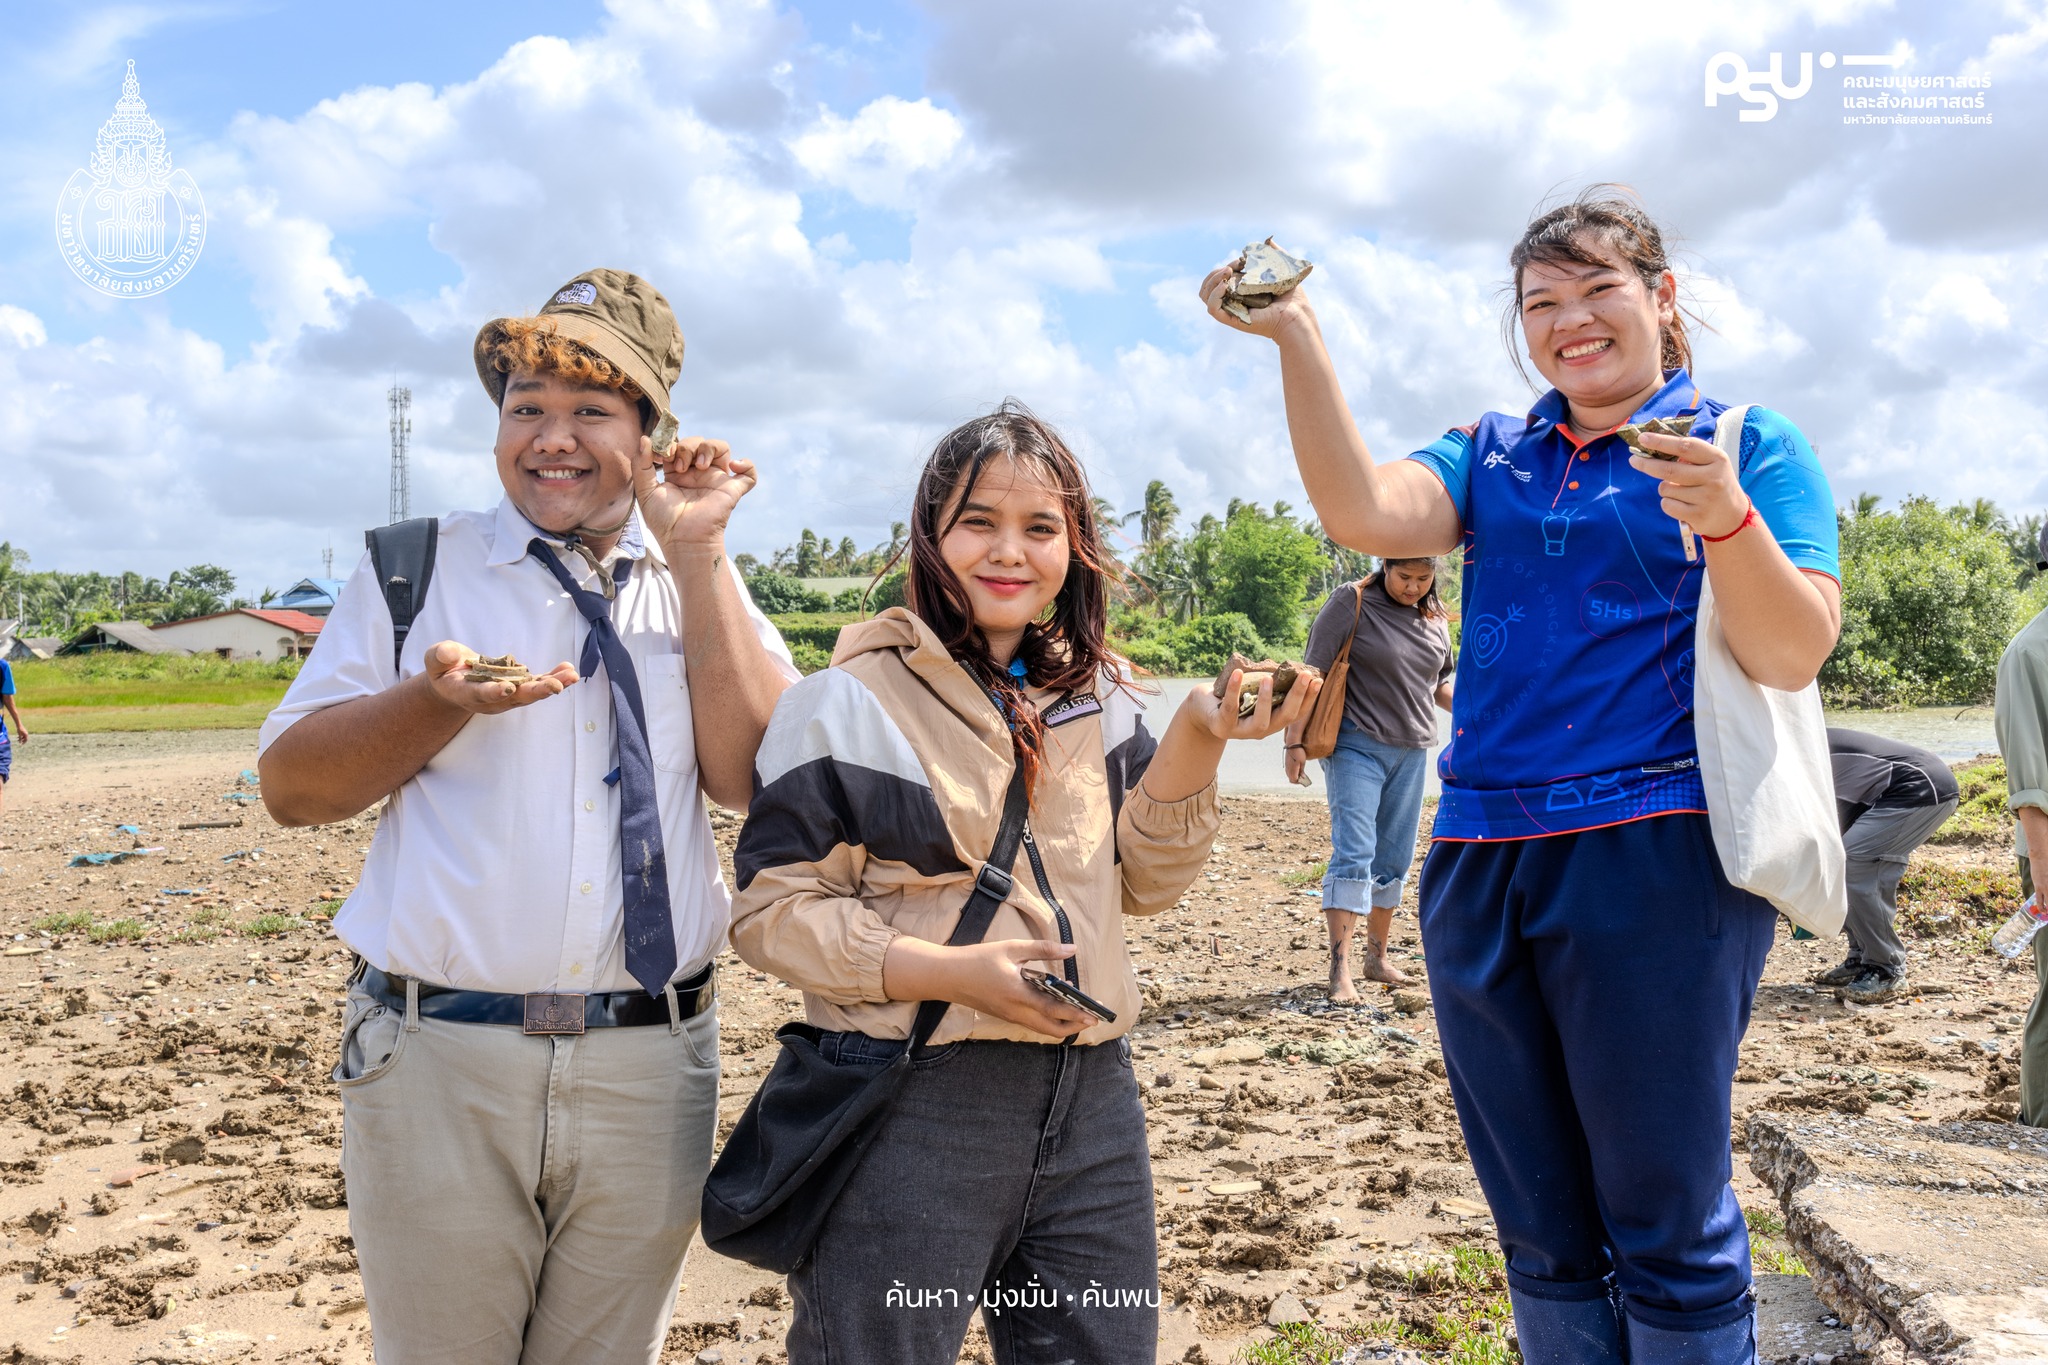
[[1748, 1113, 2048, 1361]]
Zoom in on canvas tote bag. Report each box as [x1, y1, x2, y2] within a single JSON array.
[[1691, 405, 1846, 937], [1301, 583, 1364, 760]]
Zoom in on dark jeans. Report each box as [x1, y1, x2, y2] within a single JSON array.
[[786, 1034, 1156, 1365], [1419, 814, 1776, 1338]]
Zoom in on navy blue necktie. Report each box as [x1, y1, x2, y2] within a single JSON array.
[[529, 538, 677, 998]]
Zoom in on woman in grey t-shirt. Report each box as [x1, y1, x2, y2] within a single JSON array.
[[1285, 557, 1455, 1001]]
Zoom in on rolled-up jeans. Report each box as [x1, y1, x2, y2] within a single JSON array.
[[1320, 723, 1430, 913], [786, 1033, 1156, 1365]]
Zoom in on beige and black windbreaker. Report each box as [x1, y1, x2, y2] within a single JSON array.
[[729, 609, 1218, 1046]]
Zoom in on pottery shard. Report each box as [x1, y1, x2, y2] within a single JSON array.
[[1190, 1040, 1268, 1069], [1615, 415, 1694, 457], [1265, 1291, 1311, 1326], [1747, 1111, 2048, 1361], [467, 654, 534, 684], [1212, 652, 1320, 719], [1222, 237, 1313, 322]]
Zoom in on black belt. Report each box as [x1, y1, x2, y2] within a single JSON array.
[[357, 962, 715, 1035]]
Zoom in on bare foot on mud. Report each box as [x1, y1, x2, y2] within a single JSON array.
[[1328, 949, 1361, 1004], [1360, 937, 1413, 986]]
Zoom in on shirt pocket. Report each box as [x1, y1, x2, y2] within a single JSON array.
[[637, 652, 698, 776]]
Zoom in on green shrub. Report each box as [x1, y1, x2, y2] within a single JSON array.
[[868, 567, 908, 612], [789, 641, 832, 675], [830, 587, 868, 613], [1824, 498, 2028, 707], [34, 910, 93, 935], [1117, 636, 1179, 676], [744, 573, 832, 614], [1213, 510, 1323, 647], [771, 612, 857, 657], [1170, 613, 1267, 676]]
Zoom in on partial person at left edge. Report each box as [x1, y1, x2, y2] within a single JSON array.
[[0, 655, 24, 821], [256, 269, 799, 1365]]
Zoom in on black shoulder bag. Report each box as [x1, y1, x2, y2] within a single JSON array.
[[699, 761, 1030, 1273], [364, 517, 439, 671]]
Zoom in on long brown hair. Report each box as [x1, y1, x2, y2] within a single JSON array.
[[1502, 184, 1702, 388], [905, 400, 1117, 791]]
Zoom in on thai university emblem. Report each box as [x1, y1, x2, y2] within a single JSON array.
[[54, 61, 208, 298]]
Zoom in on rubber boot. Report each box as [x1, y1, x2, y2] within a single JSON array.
[[1507, 1281, 1627, 1364], [1625, 1305, 1758, 1365]]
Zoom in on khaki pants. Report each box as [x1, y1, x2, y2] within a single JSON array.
[[336, 979, 720, 1364]]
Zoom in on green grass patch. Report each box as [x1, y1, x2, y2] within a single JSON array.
[[767, 611, 858, 657], [1281, 861, 1328, 888], [308, 898, 344, 920], [1241, 1250, 1513, 1364], [239, 913, 302, 938], [1746, 1205, 1807, 1276], [10, 655, 294, 727], [85, 918, 147, 943], [10, 654, 302, 687], [1898, 862, 2025, 944], [33, 910, 94, 935], [22, 702, 278, 733], [1931, 755, 2015, 846], [19, 678, 292, 709]]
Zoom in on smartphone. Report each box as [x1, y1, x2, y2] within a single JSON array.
[[1021, 967, 1118, 1023]]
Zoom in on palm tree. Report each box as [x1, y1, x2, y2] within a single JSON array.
[[1136, 480, 1178, 550]]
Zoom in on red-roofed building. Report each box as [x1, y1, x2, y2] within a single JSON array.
[[150, 608, 326, 661]]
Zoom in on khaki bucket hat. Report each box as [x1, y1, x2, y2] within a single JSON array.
[[473, 268, 684, 435]]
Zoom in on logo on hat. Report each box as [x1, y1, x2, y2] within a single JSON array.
[[552, 281, 599, 306], [54, 61, 207, 298]]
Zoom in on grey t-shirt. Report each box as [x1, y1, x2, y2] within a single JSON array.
[[1303, 579, 1455, 750]]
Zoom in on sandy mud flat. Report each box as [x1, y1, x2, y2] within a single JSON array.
[[0, 733, 2029, 1363]]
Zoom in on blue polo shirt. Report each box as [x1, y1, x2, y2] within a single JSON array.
[[1408, 369, 1839, 841]]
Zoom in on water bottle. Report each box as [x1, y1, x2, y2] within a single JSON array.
[[1991, 894, 2048, 959]]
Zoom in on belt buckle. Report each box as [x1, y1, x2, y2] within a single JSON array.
[[523, 993, 587, 1035]]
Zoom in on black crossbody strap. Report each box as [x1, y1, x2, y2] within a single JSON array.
[[906, 760, 1031, 1050], [364, 517, 439, 672]]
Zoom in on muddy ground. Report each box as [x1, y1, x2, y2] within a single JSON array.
[[0, 731, 2030, 1364]]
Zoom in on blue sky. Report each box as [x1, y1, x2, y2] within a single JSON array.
[[3, 0, 2045, 593]]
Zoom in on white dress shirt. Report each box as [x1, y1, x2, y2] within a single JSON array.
[[259, 497, 798, 994]]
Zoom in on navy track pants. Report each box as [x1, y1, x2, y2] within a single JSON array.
[[1418, 813, 1776, 1332]]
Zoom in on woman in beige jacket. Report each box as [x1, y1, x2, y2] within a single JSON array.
[[730, 402, 1314, 1364]]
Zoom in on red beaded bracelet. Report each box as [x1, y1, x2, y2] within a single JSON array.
[[1700, 500, 1759, 543]]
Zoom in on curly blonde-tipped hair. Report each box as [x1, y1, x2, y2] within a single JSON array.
[[478, 316, 648, 408]]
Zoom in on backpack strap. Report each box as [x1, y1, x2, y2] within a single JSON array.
[[364, 517, 439, 673], [905, 760, 1032, 1052]]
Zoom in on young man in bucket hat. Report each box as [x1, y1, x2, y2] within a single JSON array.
[[259, 269, 798, 1363]]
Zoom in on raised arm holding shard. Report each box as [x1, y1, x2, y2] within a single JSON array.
[[1200, 191, 1839, 1364]]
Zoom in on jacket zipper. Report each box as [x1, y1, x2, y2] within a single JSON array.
[[1020, 825, 1082, 988]]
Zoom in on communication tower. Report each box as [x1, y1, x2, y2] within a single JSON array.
[[387, 384, 412, 524]]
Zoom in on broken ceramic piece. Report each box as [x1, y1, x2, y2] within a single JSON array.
[[466, 654, 534, 684], [1616, 415, 1695, 458], [1222, 237, 1314, 323], [1211, 652, 1320, 718]]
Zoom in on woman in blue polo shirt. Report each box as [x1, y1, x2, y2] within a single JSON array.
[[1201, 189, 1840, 1365]]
